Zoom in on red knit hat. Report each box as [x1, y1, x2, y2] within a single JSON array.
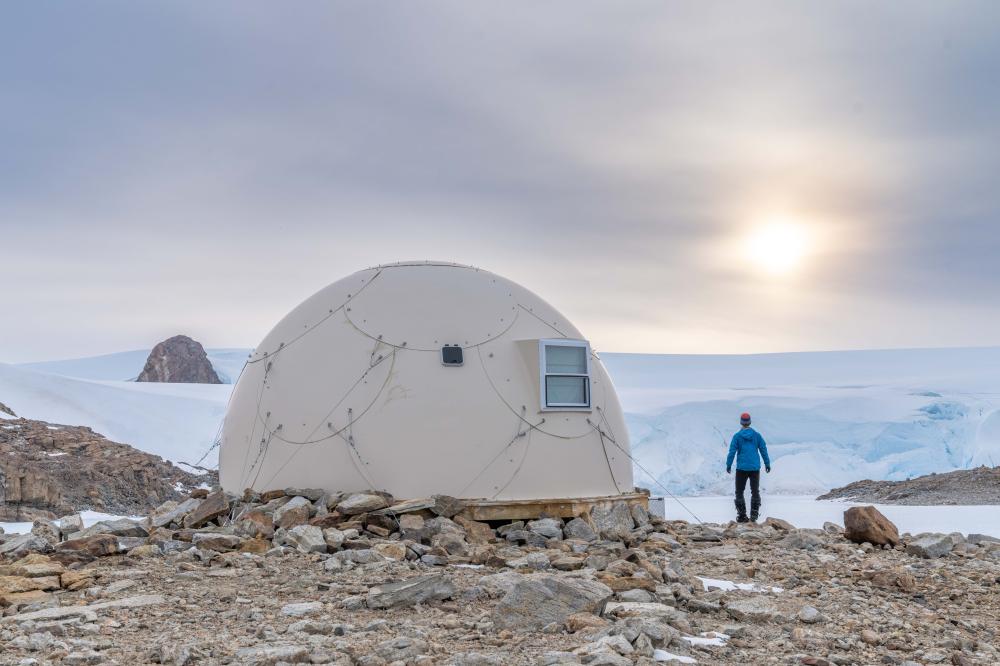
[[740, 412, 751, 425]]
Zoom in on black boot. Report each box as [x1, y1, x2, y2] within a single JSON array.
[[749, 498, 760, 523], [734, 498, 748, 523]]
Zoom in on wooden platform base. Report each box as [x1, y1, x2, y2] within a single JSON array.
[[459, 491, 649, 522]]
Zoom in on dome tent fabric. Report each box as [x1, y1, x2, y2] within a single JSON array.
[[220, 261, 634, 501]]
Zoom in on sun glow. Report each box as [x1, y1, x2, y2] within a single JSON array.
[[746, 221, 811, 276]]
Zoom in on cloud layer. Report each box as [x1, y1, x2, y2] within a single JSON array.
[[2, 2, 999, 361]]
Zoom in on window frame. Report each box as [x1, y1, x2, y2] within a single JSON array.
[[538, 338, 592, 411]]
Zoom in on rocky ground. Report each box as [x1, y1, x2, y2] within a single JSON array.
[[0, 489, 998, 666], [0, 407, 214, 521], [818, 466, 1000, 505]]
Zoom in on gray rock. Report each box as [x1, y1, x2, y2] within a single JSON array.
[[283, 487, 325, 501], [31, 519, 60, 543], [646, 532, 681, 549], [336, 493, 389, 515], [725, 597, 782, 623], [430, 494, 466, 518], [151, 497, 201, 529], [563, 517, 598, 542], [374, 636, 428, 662], [281, 601, 323, 617], [590, 502, 635, 541], [527, 518, 564, 540], [798, 605, 822, 623], [493, 574, 613, 631], [367, 573, 455, 609], [968, 533, 1000, 545], [234, 645, 310, 665], [445, 652, 505, 666], [778, 531, 825, 550], [0, 533, 52, 558], [277, 525, 327, 553], [630, 502, 651, 527], [507, 552, 551, 570], [73, 518, 148, 539], [906, 533, 954, 558]]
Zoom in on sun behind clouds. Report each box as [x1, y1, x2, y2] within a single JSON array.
[[745, 221, 812, 277]]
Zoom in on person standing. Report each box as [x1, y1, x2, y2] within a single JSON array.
[[726, 412, 771, 523]]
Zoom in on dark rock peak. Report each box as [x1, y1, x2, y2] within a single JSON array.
[[137, 335, 221, 384]]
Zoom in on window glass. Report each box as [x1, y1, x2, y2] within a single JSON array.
[[545, 344, 587, 374], [546, 376, 587, 405]]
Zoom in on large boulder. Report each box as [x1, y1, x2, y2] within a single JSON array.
[[843, 506, 899, 546], [492, 574, 613, 631], [136, 335, 222, 384], [0, 534, 52, 559], [590, 502, 635, 541]]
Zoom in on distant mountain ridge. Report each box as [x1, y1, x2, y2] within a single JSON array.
[[17, 348, 252, 384]]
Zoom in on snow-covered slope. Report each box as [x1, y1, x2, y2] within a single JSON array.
[[0, 362, 230, 467], [4, 346, 999, 496], [18, 348, 251, 384], [602, 347, 1000, 495]]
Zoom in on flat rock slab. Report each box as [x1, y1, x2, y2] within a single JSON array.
[[493, 574, 612, 631], [725, 597, 783, 623], [367, 573, 455, 609], [235, 644, 311, 665], [2, 594, 166, 623]]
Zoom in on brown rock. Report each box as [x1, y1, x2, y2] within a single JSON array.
[[0, 589, 51, 607], [597, 575, 657, 592], [565, 611, 609, 633], [308, 513, 344, 530], [373, 542, 407, 561], [183, 490, 230, 528], [60, 570, 99, 590], [275, 505, 310, 529], [860, 629, 881, 645], [843, 506, 900, 547], [240, 538, 271, 554], [57, 534, 120, 557], [764, 517, 795, 531], [260, 489, 286, 502], [0, 575, 61, 594], [454, 515, 495, 544]]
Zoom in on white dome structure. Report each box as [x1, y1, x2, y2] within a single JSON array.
[[220, 261, 634, 503]]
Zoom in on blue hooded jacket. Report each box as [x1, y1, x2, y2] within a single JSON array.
[[727, 427, 771, 472]]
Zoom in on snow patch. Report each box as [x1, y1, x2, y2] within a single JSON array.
[[697, 577, 782, 594], [681, 632, 730, 647], [653, 650, 696, 663]]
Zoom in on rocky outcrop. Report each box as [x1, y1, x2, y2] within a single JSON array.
[[819, 466, 1000, 505], [0, 413, 213, 521], [136, 335, 221, 384]]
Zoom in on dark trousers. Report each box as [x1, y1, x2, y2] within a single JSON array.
[[734, 470, 761, 518]]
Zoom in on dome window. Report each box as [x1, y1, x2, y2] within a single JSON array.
[[539, 339, 591, 409], [441, 345, 464, 366]]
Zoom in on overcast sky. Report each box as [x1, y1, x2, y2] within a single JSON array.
[[2, 2, 999, 363]]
